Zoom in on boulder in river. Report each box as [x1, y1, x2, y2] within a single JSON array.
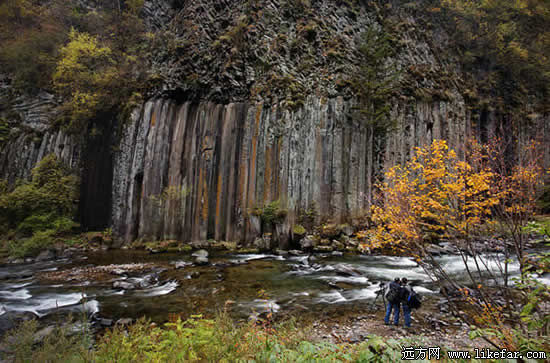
[[333, 264, 362, 277], [174, 261, 191, 269], [426, 245, 445, 256], [332, 240, 345, 251], [190, 241, 210, 249], [194, 256, 209, 266], [138, 274, 157, 288], [113, 281, 136, 290], [275, 249, 289, 257], [7, 258, 24, 264], [192, 249, 209, 258], [110, 268, 127, 276], [288, 250, 304, 256], [299, 236, 314, 250], [187, 271, 200, 279]]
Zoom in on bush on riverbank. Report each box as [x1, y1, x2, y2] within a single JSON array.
[[0, 154, 79, 257]]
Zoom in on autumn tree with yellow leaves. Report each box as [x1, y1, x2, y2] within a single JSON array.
[[360, 138, 548, 351], [362, 139, 500, 254]]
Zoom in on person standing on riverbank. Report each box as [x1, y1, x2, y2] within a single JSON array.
[[384, 278, 402, 325], [400, 278, 413, 328]]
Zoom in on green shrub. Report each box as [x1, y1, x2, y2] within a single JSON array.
[[0, 154, 79, 256], [16, 213, 57, 236], [0, 154, 78, 231], [0, 318, 90, 362], [260, 200, 288, 224], [8, 229, 55, 258]]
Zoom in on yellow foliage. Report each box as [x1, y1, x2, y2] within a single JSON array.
[[363, 139, 501, 253], [361, 138, 545, 254]]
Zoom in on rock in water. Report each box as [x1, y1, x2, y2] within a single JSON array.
[[333, 264, 362, 277], [275, 249, 289, 257], [288, 250, 304, 256], [194, 256, 209, 266], [113, 281, 136, 290], [192, 249, 209, 258], [299, 236, 314, 250], [174, 261, 191, 269]]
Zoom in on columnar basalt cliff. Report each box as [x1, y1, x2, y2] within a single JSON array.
[[0, 76, 79, 184], [111, 95, 472, 244], [1, 0, 548, 246]]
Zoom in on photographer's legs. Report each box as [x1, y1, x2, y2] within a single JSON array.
[[384, 303, 393, 325], [393, 302, 400, 325], [403, 304, 411, 327]]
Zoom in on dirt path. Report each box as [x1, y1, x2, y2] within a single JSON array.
[[306, 303, 491, 350]]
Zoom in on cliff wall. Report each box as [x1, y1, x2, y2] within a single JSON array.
[[111, 94, 471, 243], [1, 0, 548, 245]]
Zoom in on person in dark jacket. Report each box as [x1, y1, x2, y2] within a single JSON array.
[[400, 277, 412, 328], [384, 278, 401, 325]]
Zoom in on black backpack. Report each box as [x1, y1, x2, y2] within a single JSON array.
[[386, 283, 401, 304], [406, 288, 421, 310]]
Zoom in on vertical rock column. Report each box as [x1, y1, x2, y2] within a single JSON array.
[[112, 95, 472, 244]]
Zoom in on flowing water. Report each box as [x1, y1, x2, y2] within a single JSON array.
[[0, 250, 539, 326]]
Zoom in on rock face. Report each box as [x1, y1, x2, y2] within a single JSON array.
[[1, 1, 549, 247], [0, 76, 80, 184], [111, 94, 473, 243]]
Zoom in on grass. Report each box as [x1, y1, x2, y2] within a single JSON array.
[[1, 312, 502, 363]]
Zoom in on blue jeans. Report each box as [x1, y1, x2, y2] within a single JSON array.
[[402, 303, 411, 327], [384, 302, 400, 325]]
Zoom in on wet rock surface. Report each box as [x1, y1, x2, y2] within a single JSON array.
[[40, 263, 156, 283]]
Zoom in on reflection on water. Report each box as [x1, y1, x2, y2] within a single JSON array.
[[0, 250, 544, 323]]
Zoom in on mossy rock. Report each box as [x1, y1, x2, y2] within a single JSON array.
[[293, 224, 306, 241], [338, 224, 353, 236], [235, 248, 260, 254], [179, 245, 193, 253], [321, 224, 340, 238], [145, 242, 168, 253], [319, 238, 331, 246], [210, 241, 238, 251], [339, 235, 350, 244], [144, 240, 184, 253], [313, 245, 333, 253]]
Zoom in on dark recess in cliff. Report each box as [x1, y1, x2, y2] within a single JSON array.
[[78, 117, 114, 230]]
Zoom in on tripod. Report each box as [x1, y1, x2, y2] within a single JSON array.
[[370, 284, 386, 311]]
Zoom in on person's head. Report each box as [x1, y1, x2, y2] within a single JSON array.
[[401, 278, 408, 285], [394, 277, 400, 283]]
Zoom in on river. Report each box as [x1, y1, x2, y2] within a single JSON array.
[[2, 249, 541, 329]]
